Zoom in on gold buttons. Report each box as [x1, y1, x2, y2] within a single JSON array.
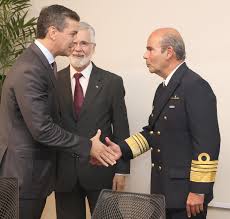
[[164, 116, 167, 120], [150, 147, 153, 151], [152, 163, 155, 167], [157, 148, 161, 153], [158, 166, 162, 171], [151, 113, 153, 117], [157, 131, 161, 135], [149, 131, 154, 135]]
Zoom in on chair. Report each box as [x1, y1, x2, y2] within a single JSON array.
[[92, 189, 165, 219], [0, 178, 19, 219]]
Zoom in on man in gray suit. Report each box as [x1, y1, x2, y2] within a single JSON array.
[[55, 22, 130, 219], [0, 5, 118, 219]]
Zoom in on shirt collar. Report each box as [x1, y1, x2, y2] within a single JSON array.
[[70, 62, 92, 80], [34, 39, 55, 65], [164, 61, 184, 86]]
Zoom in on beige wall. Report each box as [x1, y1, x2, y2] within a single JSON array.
[[30, 0, 230, 218]]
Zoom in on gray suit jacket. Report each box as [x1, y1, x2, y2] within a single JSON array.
[[0, 43, 91, 199], [55, 64, 130, 191]]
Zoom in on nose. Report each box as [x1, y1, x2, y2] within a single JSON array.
[[143, 50, 149, 59], [73, 42, 82, 51]]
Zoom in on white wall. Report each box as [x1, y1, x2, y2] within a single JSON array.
[[30, 1, 230, 218]]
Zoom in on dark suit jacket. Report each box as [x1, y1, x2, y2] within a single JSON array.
[[120, 63, 220, 208], [0, 43, 91, 199], [55, 64, 130, 191]]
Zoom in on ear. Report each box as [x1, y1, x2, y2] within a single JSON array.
[[166, 46, 174, 60], [92, 43, 96, 54], [47, 26, 57, 41]]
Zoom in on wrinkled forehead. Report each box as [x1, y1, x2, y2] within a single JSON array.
[[74, 29, 91, 41]]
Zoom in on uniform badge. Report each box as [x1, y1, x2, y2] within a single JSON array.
[[170, 95, 180, 100]]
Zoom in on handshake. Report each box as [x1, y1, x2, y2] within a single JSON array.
[[90, 129, 122, 167]]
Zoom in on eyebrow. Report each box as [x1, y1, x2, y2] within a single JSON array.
[[146, 46, 153, 50]]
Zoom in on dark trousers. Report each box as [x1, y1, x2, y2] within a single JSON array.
[[19, 198, 46, 219], [55, 184, 101, 219], [166, 206, 207, 219]]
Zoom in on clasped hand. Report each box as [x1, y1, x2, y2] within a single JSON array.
[[89, 129, 122, 166]]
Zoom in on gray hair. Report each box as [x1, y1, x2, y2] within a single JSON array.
[[79, 22, 95, 43], [160, 33, 186, 60]]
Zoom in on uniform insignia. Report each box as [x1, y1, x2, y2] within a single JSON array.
[[170, 95, 180, 100], [125, 133, 149, 158], [169, 105, 175, 109], [190, 153, 218, 183]]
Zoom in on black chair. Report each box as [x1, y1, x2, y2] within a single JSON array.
[[0, 178, 19, 219], [92, 189, 165, 219]]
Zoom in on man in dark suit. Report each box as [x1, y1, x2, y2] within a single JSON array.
[[0, 5, 118, 219], [106, 28, 220, 219], [55, 22, 130, 219]]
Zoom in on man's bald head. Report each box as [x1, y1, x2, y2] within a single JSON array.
[[150, 28, 186, 61]]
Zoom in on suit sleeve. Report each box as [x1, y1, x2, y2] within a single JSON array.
[[14, 66, 91, 157], [110, 76, 130, 174], [185, 78, 220, 194]]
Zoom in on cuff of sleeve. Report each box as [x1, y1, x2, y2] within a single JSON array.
[[115, 173, 129, 176], [190, 181, 214, 194], [77, 137, 92, 158], [119, 141, 133, 160]]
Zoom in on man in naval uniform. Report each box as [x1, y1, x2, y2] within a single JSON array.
[[106, 27, 220, 219]]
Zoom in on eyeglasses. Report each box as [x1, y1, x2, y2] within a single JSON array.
[[73, 41, 95, 48]]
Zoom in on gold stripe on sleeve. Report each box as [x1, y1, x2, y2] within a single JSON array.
[[125, 133, 150, 158], [190, 153, 218, 183]]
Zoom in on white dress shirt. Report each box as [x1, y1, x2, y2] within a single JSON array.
[[164, 62, 184, 86], [70, 62, 92, 99], [34, 40, 55, 65]]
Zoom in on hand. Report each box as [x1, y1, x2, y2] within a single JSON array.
[[89, 157, 103, 166], [112, 175, 126, 191], [186, 192, 204, 218], [105, 137, 122, 159], [90, 129, 119, 167]]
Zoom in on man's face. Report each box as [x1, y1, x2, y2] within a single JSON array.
[[143, 32, 167, 76], [69, 29, 95, 69], [55, 18, 79, 56]]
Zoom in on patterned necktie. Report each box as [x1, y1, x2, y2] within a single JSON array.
[[74, 73, 84, 118]]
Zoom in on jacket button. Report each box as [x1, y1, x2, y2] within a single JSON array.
[[149, 131, 154, 135], [152, 163, 155, 167], [157, 131, 161, 135], [157, 148, 161, 153], [164, 116, 167, 120], [151, 113, 153, 117], [72, 153, 79, 158], [158, 166, 162, 171]]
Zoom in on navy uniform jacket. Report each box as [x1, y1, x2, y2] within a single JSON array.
[[120, 63, 220, 209]]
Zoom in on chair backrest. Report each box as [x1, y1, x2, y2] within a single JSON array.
[[0, 178, 19, 219], [92, 189, 165, 219]]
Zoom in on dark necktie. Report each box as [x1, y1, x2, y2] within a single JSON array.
[[74, 73, 84, 118], [51, 61, 57, 78]]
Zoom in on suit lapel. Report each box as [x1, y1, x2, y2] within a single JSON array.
[[78, 65, 103, 118], [58, 66, 77, 119], [151, 63, 188, 125], [30, 43, 57, 89], [30, 43, 62, 113]]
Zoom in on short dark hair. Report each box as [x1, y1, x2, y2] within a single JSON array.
[[36, 4, 80, 39]]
